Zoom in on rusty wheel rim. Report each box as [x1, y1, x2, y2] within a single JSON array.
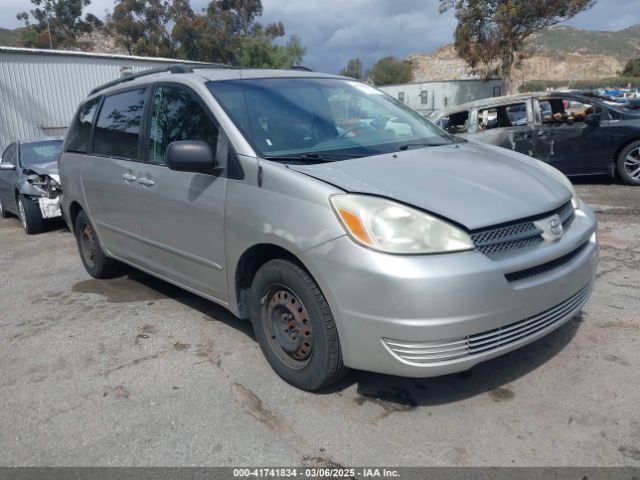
[[264, 286, 313, 369], [80, 223, 97, 269]]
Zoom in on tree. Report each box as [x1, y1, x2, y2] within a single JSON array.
[[368, 56, 413, 86], [17, 0, 102, 49], [106, 0, 184, 57], [216, 0, 264, 35], [239, 32, 305, 68], [340, 58, 363, 79], [107, 0, 304, 66], [623, 58, 640, 77], [440, 0, 595, 94]]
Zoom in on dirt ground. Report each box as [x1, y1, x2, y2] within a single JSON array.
[[0, 180, 638, 467]]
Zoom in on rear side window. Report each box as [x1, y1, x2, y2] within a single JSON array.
[[93, 89, 146, 160], [478, 102, 528, 130], [66, 97, 101, 153], [148, 86, 219, 165]]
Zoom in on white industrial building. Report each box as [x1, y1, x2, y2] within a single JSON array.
[[379, 79, 503, 116], [0, 47, 205, 151]]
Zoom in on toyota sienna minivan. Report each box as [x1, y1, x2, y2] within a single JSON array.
[[59, 65, 598, 390]]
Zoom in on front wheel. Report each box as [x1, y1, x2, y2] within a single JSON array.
[[617, 141, 640, 186], [250, 259, 348, 391], [18, 195, 45, 234]]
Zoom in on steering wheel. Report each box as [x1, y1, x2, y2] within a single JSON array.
[[337, 126, 369, 139]]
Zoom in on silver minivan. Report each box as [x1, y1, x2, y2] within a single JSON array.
[[59, 66, 598, 390]]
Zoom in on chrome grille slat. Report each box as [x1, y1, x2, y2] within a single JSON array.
[[467, 284, 588, 343], [383, 282, 591, 365], [400, 351, 469, 361], [470, 201, 575, 257], [469, 301, 584, 354], [384, 339, 468, 349], [467, 288, 590, 352], [390, 344, 470, 355]]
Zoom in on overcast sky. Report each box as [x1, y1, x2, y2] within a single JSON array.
[[1, 0, 639, 73]]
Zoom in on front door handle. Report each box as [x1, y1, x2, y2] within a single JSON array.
[[137, 178, 155, 187], [122, 173, 137, 183]]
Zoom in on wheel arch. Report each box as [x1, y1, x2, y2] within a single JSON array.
[[67, 201, 84, 233], [233, 243, 311, 320], [613, 136, 640, 171]]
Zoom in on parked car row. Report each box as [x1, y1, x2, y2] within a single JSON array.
[[1, 69, 600, 391], [428, 91, 640, 186]]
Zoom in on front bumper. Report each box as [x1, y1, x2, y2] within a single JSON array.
[[301, 204, 598, 378], [37, 196, 62, 219]]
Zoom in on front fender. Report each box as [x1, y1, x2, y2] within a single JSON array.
[[224, 156, 346, 315]]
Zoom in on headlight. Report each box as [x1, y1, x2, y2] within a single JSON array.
[[330, 195, 474, 254], [536, 161, 580, 209]]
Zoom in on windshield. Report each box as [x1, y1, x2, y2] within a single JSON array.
[[20, 140, 63, 167], [207, 78, 455, 160]]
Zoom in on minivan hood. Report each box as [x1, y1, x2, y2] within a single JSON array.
[[288, 142, 571, 230]]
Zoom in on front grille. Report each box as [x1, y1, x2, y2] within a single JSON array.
[[382, 282, 592, 365], [470, 201, 575, 257], [505, 241, 589, 282]]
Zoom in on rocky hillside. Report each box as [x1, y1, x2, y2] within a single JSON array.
[[0, 28, 20, 46], [0, 26, 128, 55], [528, 24, 640, 60], [410, 24, 640, 83]]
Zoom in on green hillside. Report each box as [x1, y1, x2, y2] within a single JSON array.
[[527, 24, 640, 61], [0, 27, 21, 46]]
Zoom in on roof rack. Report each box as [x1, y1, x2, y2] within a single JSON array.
[[89, 63, 228, 95], [289, 65, 313, 72]]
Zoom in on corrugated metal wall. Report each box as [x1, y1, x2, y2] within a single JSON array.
[[0, 50, 186, 152]]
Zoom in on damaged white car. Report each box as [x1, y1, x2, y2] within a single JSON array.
[[0, 137, 64, 234]]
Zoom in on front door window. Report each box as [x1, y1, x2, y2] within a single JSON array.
[[148, 86, 219, 165]]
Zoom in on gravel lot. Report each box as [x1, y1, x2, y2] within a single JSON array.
[[0, 181, 638, 467]]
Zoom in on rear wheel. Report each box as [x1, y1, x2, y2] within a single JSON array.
[[18, 195, 45, 234], [74, 210, 123, 278], [617, 141, 640, 186], [250, 259, 348, 391]]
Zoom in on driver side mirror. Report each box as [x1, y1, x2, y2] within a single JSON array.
[[166, 141, 223, 175], [585, 113, 601, 127], [0, 162, 15, 171]]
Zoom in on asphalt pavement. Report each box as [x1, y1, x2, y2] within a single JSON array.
[[0, 181, 638, 467]]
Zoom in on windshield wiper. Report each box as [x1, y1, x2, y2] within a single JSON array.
[[398, 143, 448, 151], [263, 152, 365, 163]]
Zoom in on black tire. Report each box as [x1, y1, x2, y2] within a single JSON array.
[[0, 198, 11, 218], [17, 194, 45, 234], [74, 210, 123, 278], [616, 140, 640, 186], [250, 259, 348, 391]]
